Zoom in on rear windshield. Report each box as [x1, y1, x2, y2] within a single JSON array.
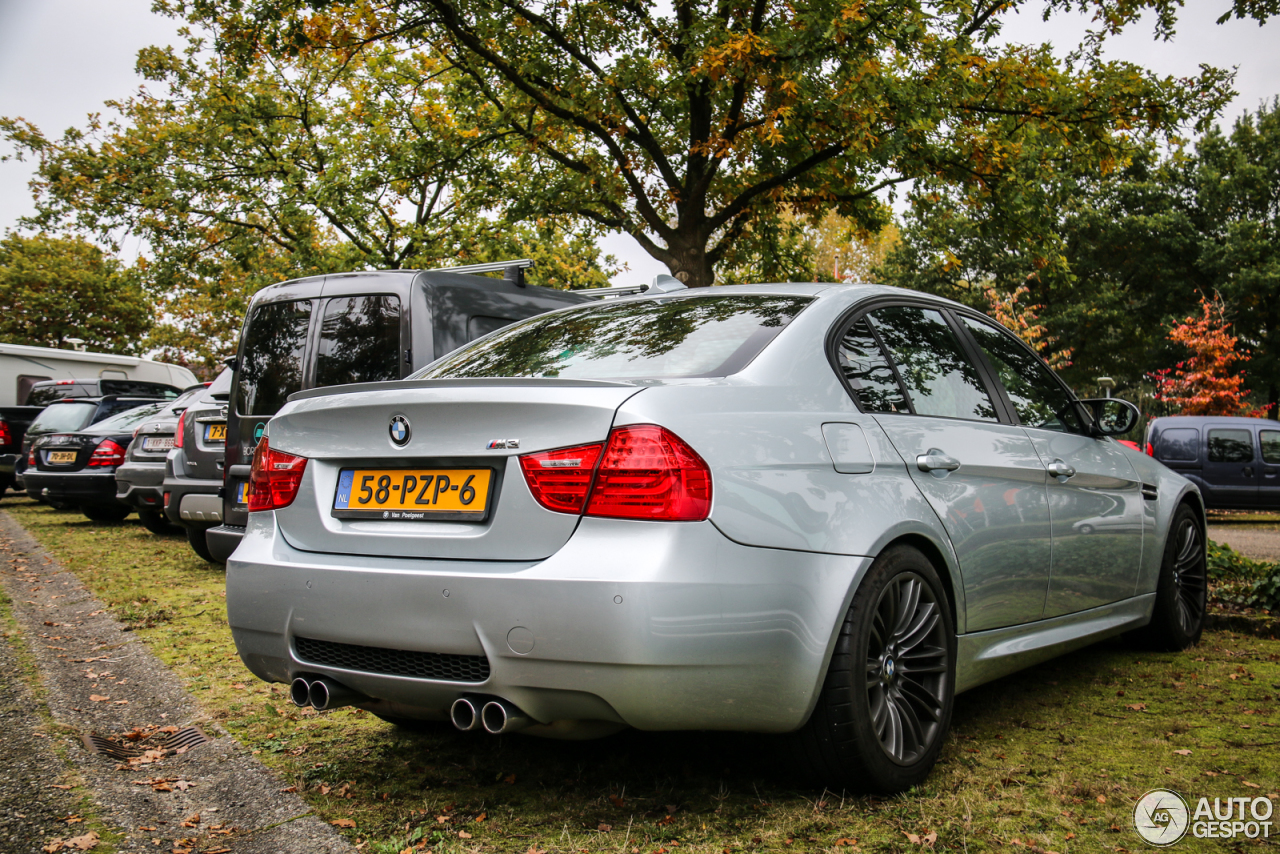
[[28, 402, 98, 435], [27, 384, 90, 407], [91, 402, 169, 432], [417, 295, 810, 380], [236, 299, 313, 417]]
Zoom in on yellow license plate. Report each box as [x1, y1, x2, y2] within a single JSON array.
[[47, 450, 77, 464], [332, 468, 493, 521], [205, 423, 227, 442]]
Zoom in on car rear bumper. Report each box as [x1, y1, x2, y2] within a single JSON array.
[[227, 513, 869, 734], [161, 472, 223, 527], [23, 469, 119, 504], [207, 524, 244, 562], [116, 461, 165, 509]]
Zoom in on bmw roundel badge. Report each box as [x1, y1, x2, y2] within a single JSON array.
[[389, 415, 411, 446]]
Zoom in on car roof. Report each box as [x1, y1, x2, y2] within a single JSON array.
[[1150, 415, 1279, 427]]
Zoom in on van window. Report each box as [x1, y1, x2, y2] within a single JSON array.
[[467, 315, 518, 341], [314, 295, 402, 387], [1158, 428, 1200, 462], [1261, 430, 1280, 464], [236, 299, 314, 417], [16, 375, 51, 405], [1207, 429, 1254, 463]]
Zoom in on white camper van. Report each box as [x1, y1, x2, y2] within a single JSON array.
[[0, 343, 199, 407]]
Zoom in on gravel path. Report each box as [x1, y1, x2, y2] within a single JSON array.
[[1207, 525, 1280, 563], [0, 511, 355, 854]]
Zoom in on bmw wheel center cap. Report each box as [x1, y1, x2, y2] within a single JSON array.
[[389, 415, 411, 446]]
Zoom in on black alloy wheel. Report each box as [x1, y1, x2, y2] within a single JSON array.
[[786, 545, 955, 794], [1135, 503, 1207, 651], [138, 509, 179, 535], [186, 525, 216, 563]]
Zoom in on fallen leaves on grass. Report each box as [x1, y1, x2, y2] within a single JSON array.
[[88, 695, 109, 702], [331, 819, 356, 828], [42, 832, 99, 852], [1174, 749, 1193, 756], [903, 830, 936, 846]]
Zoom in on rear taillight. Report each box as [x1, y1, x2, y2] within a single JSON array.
[[173, 411, 186, 449], [1145, 442, 1155, 457], [88, 439, 126, 467], [248, 438, 308, 511], [0, 419, 11, 446], [519, 425, 712, 521], [27, 447, 37, 466], [586, 425, 712, 521], [520, 442, 605, 513]]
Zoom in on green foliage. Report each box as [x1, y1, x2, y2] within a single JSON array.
[[1245, 565, 1280, 613], [196, 0, 1233, 289], [1206, 539, 1272, 582], [0, 232, 153, 353], [877, 98, 1280, 408]]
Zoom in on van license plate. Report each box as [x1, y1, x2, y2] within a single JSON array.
[[204, 423, 227, 442], [236, 481, 249, 506], [332, 468, 493, 521], [47, 451, 77, 464]]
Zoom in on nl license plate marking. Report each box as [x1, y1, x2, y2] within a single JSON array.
[[332, 468, 493, 521], [204, 423, 227, 442], [143, 436, 175, 451], [235, 481, 249, 506], [47, 450, 77, 464]]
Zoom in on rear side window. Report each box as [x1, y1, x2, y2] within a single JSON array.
[[1262, 430, 1280, 464], [864, 306, 997, 422], [17, 375, 51, 405], [418, 295, 809, 380], [1207, 429, 1253, 463], [314, 295, 402, 387], [835, 317, 909, 413], [236, 300, 314, 417], [28, 402, 97, 434], [1157, 428, 1200, 462]]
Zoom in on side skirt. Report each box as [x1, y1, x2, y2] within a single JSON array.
[[955, 594, 1156, 694]]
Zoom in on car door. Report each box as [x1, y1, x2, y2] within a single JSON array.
[[957, 314, 1144, 617], [841, 303, 1054, 632], [1260, 427, 1280, 511], [1203, 425, 1258, 508]]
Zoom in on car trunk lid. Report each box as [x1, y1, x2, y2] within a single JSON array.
[[267, 379, 645, 561]]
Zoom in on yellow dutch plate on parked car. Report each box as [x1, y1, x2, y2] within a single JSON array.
[[331, 467, 493, 521], [47, 450, 77, 464], [204, 423, 227, 442]]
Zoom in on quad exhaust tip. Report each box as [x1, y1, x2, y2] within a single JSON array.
[[450, 697, 481, 731], [481, 699, 531, 735], [289, 675, 365, 711]]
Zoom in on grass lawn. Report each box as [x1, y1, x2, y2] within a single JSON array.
[[4, 495, 1278, 853]]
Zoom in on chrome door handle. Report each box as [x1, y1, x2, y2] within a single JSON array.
[[916, 449, 961, 473], [1047, 459, 1076, 479]]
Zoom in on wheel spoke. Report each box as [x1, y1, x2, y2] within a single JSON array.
[[894, 578, 922, 636], [893, 693, 926, 756], [898, 604, 940, 653], [899, 679, 944, 723]]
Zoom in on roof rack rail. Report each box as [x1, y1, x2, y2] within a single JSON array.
[[577, 273, 688, 299], [425, 258, 535, 287]]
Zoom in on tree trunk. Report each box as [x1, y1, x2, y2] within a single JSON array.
[[665, 238, 715, 289]]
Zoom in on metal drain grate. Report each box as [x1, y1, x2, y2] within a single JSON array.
[[295, 636, 491, 683], [83, 726, 211, 761]]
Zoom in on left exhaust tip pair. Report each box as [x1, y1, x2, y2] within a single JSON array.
[[291, 675, 362, 711]]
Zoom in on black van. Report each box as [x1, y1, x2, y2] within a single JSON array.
[[1145, 415, 1280, 510], [202, 260, 592, 562]]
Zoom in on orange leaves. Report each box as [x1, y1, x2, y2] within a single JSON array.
[[1150, 293, 1270, 417]]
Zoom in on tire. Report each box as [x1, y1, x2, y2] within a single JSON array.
[[81, 503, 131, 522], [186, 525, 216, 563], [1078, 524, 1094, 535], [1134, 504, 1207, 651], [786, 545, 955, 794], [138, 509, 178, 535]]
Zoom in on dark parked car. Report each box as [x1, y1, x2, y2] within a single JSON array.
[[116, 385, 209, 533], [163, 369, 233, 560], [15, 393, 180, 498], [25, 401, 170, 520], [1145, 415, 1280, 509], [202, 260, 591, 563], [0, 405, 42, 493]]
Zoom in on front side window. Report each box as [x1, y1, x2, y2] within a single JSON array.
[[1208, 429, 1254, 463], [418, 295, 809, 380], [236, 299, 313, 417], [865, 306, 997, 422], [314, 295, 402, 387], [961, 316, 1082, 433], [1262, 430, 1280, 464], [1158, 428, 1200, 462]]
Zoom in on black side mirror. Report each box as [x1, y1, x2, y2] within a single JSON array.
[[1080, 398, 1140, 437]]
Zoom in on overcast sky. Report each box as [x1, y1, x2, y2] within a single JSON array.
[[2, 0, 1277, 285]]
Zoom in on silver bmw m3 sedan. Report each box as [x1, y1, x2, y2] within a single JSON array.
[[226, 283, 1207, 794]]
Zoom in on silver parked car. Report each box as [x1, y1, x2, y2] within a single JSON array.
[[226, 283, 1206, 793]]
